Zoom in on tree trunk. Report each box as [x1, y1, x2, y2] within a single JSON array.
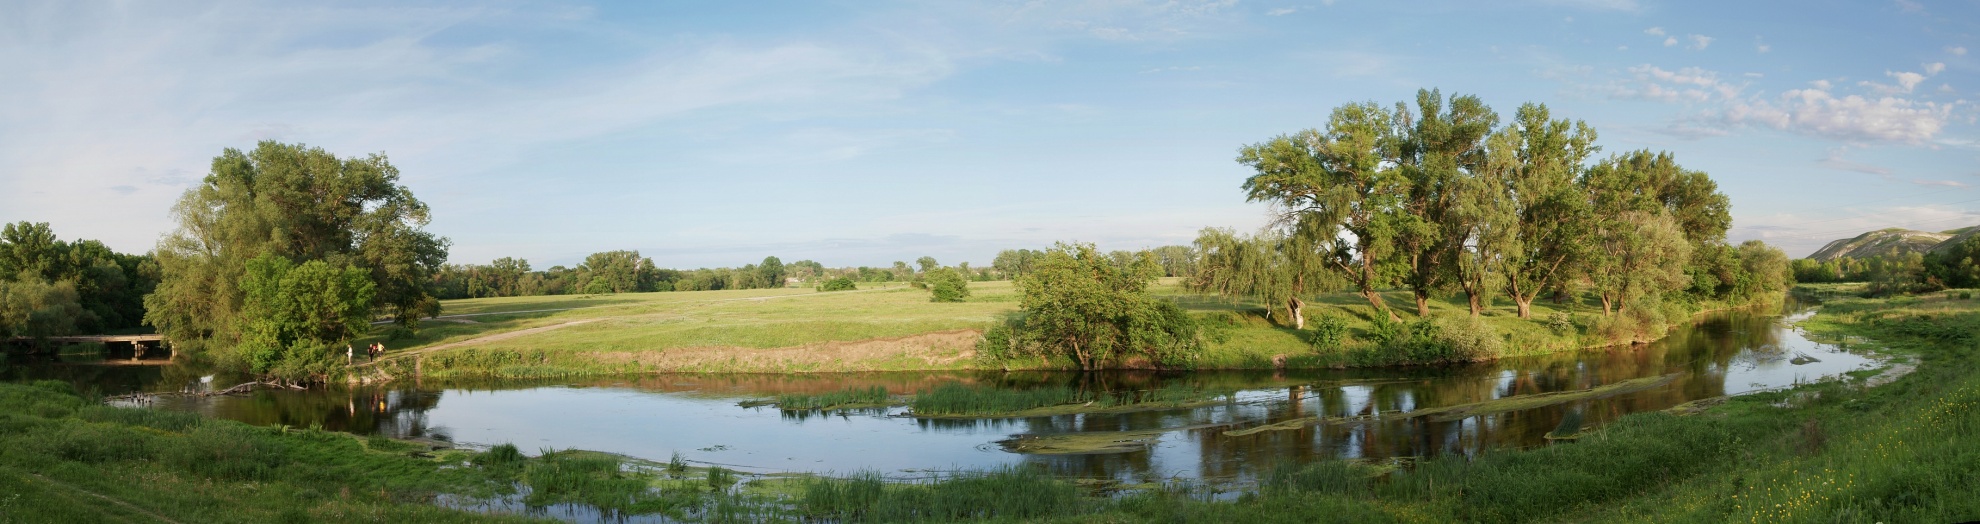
[[1414, 291, 1430, 317], [1467, 292, 1482, 317], [1514, 296, 1533, 319], [1287, 296, 1306, 330], [1600, 294, 1614, 316], [1362, 289, 1400, 322]]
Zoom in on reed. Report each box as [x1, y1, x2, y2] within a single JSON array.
[[777, 385, 892, 411]]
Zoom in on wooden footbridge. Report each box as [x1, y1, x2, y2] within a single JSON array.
[[4, 334, 169, 360]]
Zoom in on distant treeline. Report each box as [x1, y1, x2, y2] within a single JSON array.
[[0, 222, 157, 340], [1791, 235, 1980, 296], [432, 246, 1202, 300]]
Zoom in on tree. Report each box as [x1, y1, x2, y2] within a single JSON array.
[[926, 267, 970, 302], [1393, 89, 1498, 316], [1190, 227, 1337, 329], [0, 279, 84, 344], [236, 253, 374, 376], [1240, 101, 1406, 320], [578, 250, 648, 293], [1497, 104, 1599, 318], [915, 256, 939, 274], [146, 141, 448, 372], [1013, 243, 1198, 370], [758, 256, 786, 288]]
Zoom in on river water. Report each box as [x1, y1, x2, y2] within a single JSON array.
[[3, 302, 1875, 486]]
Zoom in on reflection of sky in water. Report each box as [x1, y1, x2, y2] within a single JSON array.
[[1719, 315, 1874, 394], [106, 303, 1887, 484], [430, 387, 1013, 475]]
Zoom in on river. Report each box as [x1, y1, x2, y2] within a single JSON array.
[[2, 302, 1875, 487]]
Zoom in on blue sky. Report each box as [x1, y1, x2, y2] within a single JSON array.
[[3, 0, 1977, 268]]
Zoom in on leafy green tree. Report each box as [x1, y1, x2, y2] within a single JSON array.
[[758, 256, 786, 288], [1239, 101, 1406, 320], [146, 141, 448, 369], [926, 267, 970, 302], [1926, 236, 1980, 289], [0, 222, 155, 332], [915, 256, 939, 274], [1447, 128, 1521, 316], [992, 249, 1043, 279], [1393, 89, 1497, 317], [0, 279, 84, 343], [1013, 243, 1198, 370], [578, 250, 649, 293], [1190, 227, 1337, 329], [1497, 104, 1599, 318], [237, 253, 374, 376]]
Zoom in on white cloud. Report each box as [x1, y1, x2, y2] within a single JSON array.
[[1895, 0, 1925, 13], [1686, 34, 1713, 50], [1644, 27, 1665, 36], [1755, 37, 1770, 53], [1266, 7, 1298, 16], [1811, 79, 1833, 90], [1609, 64, 1743, 103], [1663, 36, 1678, 47], [1925, 62, 1946, 75], [1941, 84, 1957, 94], [1951, 46, 1970, 56], [1720, 89, 1954, 143]]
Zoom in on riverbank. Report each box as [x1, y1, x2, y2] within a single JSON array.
[[4, 285, 1968, 522], [352, 280, 1781, 380]]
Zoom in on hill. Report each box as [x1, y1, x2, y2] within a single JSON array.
[[1809, 227, 1957, 260]]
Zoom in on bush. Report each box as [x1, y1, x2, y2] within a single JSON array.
[[817, 277, 856, 292], [1358, 314, 1502, 365], [1309, 314, 1350, 351], [927, 268, 970, 302], [1546, 312, 1577, 335]]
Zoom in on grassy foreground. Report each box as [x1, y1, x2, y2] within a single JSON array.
[[361, 279, 1759, 379]]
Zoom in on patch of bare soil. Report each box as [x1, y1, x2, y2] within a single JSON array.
[[590, 329, 983, 373]]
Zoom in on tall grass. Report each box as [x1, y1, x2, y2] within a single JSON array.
[[801, 467, 1079, 522], [777, 385, 891, 410]]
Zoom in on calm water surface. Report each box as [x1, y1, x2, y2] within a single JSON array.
[[6, 303, 1876, 485]]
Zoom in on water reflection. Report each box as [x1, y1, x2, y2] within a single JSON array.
[[11, 302, 1875, 484]]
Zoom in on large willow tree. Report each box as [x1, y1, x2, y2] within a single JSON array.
[[145, 141, 448, 376]]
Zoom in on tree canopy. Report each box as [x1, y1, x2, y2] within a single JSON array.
[[145, 141, 447, 379]]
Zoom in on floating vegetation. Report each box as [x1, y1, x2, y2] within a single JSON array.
[[999, 424, 1226, 455], [1222, 414, 1377, 437], [1388, 373, 1680, 423], [911, 382, 1228, 418]]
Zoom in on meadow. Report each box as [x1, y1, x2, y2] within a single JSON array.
[[358, 278, 1757, 379]]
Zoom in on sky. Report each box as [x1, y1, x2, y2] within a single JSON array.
[[3, 0, 1978, 268]]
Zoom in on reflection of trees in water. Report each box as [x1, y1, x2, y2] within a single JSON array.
[[205, 385, 448, 441], [1016, 308, 1795, 482]]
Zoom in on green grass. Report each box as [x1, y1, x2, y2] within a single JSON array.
[[776, 385, 895, 411], [371, 278, 1776, 378]]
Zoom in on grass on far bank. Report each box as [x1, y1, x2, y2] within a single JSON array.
[[365, 278, 1771, 379]]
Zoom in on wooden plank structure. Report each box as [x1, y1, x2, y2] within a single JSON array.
[[4, 334, 168, 360]]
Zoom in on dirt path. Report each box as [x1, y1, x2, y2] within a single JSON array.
[[26, 472, 183, 524]]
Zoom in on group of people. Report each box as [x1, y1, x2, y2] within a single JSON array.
[[344, 342, 387, 364]]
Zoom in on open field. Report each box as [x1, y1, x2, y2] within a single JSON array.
[[354, 278, 1765, 378]]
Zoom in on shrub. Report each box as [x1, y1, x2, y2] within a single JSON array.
[[1546, 312, 1577, 335], [817, 277, 857, 292], [1309, 314, 1350, 351], [927, 268, 971, 302], [1358, 314, 1502, 365]]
